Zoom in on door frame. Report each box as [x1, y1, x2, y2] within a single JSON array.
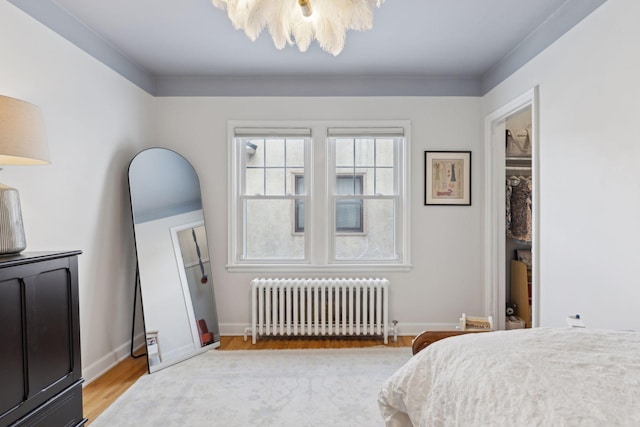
[[483, 87, 540, 329]]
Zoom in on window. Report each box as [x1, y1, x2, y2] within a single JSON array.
[[228, 122, 410, 271], [329, 129, 402, 261], [235, 128, 309, 261]]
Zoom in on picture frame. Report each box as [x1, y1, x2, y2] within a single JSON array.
[[424, 151, 471, 206]]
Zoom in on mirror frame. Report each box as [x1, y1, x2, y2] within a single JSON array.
[[170, 219, 207, 350], [128, 147, 220, 373]]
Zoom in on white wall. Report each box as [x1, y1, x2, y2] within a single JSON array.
[[482, 0, 640, 330], [0, 2, 153, 382], [153, 97, 484, 334]]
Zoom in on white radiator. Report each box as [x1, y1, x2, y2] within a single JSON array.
[[248, 278, 390, 344]]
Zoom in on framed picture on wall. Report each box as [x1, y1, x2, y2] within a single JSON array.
[[424, 151, 471, 206]]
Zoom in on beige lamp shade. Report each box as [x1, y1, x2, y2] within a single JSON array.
[[0, 94, 50, 254], [0, 95, 50, 165]]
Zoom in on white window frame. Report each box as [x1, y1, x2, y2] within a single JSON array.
[[230, 126, 312, 265], [227, 120, 411, 273]]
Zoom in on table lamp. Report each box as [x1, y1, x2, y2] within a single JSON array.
[[0, 95, 50, 255]]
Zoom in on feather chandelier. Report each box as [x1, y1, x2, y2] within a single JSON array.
[[211, 0, 385, 56]]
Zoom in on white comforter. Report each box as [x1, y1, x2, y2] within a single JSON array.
[[378, 328, 640, 426]]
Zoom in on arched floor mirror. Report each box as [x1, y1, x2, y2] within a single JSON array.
[[128, 148, 220, 373]]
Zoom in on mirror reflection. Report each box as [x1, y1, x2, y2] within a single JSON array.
[[128, 148, 219, 373]]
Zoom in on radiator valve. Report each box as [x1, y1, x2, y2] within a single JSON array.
[[390, 320, 399, 342]]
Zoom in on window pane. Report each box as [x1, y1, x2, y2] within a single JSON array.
[[335, 138, 354, 167], [286, 139, 305, 168], [244, 199, 304, 260], [334, 199, 397, 260], [265, 138, 285, 167], [355, 138, 374, 167], [245, 138, 264, 167], [375, 168, 395, 195], [245, 167, 264, 195], [265, 168, 285, 195], [376, 138, 395, 167]]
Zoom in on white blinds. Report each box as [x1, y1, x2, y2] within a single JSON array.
[[327, 127, 404, 138], [234, 127, 311, 137]]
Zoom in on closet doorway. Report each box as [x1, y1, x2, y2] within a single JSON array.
[[484, 88, 539, 330]]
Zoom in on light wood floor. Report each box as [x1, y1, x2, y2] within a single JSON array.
[[82, 335, 413, 424]]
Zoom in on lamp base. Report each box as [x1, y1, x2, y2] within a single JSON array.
[[0, 183, 27, 255]]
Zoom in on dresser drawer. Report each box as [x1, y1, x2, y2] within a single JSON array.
[[12, 381, 86, 427]]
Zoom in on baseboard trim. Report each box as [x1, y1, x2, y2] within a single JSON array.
[[218, 322, 460, 339], [219, 323, 252, 337], [82, 332, 145, 385]]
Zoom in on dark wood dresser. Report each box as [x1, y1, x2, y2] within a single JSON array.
[[0, 251, 85, 427]]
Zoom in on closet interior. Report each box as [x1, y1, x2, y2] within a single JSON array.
[[505, 106, 533, 329]]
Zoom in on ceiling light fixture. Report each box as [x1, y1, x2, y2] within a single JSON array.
[[211, 0, 385, 56]]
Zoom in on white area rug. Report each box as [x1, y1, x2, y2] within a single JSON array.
[[91, 347, 412, 427]]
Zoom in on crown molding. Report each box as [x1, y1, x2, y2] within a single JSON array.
[[481, 0, 607, 94]]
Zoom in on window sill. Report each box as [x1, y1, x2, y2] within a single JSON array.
[[226, 263, 412, 273]]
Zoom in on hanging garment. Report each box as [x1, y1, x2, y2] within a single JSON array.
[[506, 176, 532, 242]]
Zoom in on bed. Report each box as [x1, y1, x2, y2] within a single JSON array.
[[378, 327, 640, 426]]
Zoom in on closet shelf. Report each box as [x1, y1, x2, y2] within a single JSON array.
[[506, 155, 531, 172]]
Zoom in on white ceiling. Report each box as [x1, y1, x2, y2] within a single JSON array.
[[8, 0, 607, 96]]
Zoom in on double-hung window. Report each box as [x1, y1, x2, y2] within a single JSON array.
[[228, 122, 410, 271], [328, 127, 404, 262], [234, 128, 309, 261]]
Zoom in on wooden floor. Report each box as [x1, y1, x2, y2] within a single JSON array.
[[82, 335, 413, 424]]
